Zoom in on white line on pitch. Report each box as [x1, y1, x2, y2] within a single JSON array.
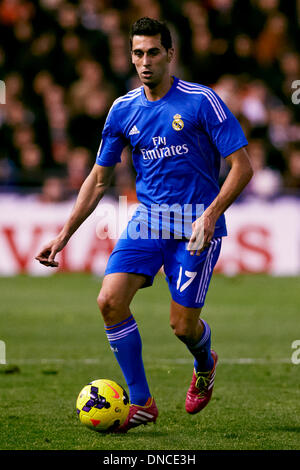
[[2, 357, 292, 365]]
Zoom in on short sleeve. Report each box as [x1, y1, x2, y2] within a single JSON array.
[[95, 105, 127, 166], [198, 88, 248, 158]]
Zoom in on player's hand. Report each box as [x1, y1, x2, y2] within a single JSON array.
[[187, 210, 217, 256], [35, 237, 67, 267]]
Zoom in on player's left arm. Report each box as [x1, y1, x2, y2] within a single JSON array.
[[188, 146, 253, 255]]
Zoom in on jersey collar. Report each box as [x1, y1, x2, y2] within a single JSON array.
[[140, 76, 179, 107]]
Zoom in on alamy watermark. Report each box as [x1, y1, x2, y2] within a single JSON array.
[[0, 340, 6, 364], [95, 196, 204, 248], [291, 340, 300, 365], [0, 80, 5, 104], [291, 80, 300, 105]]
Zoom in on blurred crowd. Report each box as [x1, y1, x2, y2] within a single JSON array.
[[1, 0, 300, 203]]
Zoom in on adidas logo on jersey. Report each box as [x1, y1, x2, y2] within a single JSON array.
[[129, 125, 140, 135]]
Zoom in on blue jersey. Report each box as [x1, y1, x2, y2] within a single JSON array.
[[96, 76, 248, 238]]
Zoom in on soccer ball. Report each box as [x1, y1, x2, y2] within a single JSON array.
[[76, 379, 130, 432]]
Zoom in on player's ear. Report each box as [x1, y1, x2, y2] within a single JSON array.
[[167, 47, 174, 63]]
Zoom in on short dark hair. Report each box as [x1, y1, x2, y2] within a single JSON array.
[[130, 17, 172, 51]]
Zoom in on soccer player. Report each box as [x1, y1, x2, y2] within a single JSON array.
[[36, 17, 253, 433]]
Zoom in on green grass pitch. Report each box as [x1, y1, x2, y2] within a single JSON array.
[[0, 273, 299, 450]]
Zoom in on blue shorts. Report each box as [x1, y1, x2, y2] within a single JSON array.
[[105, 223, 222, 308]]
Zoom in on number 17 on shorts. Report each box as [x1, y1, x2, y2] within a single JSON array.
[[165, 238, 222, 308]]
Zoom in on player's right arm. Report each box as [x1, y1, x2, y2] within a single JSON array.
[[36, 96, 128, 267], [35, 164, 114, 267]]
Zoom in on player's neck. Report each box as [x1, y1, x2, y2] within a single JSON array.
[[143, 75, 174, 102]]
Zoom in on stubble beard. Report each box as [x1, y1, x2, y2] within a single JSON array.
[[139, 72, 162, 90]]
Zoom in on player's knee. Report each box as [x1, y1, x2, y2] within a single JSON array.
[[97, 290, 125, 323], [170, 319, 193, 341]]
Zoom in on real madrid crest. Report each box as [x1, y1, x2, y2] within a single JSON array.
[[172, 114, 184, 131]]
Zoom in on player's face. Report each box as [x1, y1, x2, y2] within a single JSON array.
[[131, 34, 174, 89]]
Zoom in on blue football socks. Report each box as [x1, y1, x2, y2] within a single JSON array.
[[104, 314, 151, 406], [186, 319, 214, 372]]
